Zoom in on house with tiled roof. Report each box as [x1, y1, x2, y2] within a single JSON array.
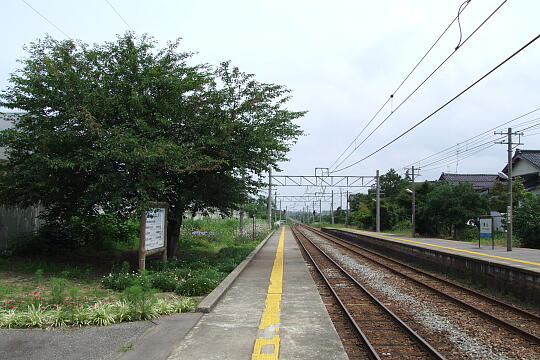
[[438, 173, 500, 193], [502, 149, 540, 193]]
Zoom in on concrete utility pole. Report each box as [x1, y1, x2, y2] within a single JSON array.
[[406, 166, 421, 238], [239, 205, 244, 235], [376, 170, 381, 232], [268, 168, 272, 228], [495, 127, 523, 252], [345, 190, 349, 225], [331, 190, 334, 224], [279, 200, 282, 222], [319, 199, 322, 225]]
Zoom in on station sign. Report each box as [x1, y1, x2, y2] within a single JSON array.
[[479, 218, 493, 238], [139, 203, 168, 270], [478, 216, 494, 250]]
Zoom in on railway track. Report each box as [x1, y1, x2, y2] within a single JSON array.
[[291, 225, 446, 360], [302, 224, 540, 345]]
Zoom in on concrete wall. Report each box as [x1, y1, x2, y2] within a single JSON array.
[[323, 228, 540, 302], [513, 159, 539, 177], [0, 205, 44, 250]]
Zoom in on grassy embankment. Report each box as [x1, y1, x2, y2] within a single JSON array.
[[0, 218, 270, 328]]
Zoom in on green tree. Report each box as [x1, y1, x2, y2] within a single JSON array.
[[513, 193, 540, 248], [417, 182, 489, 238], [488, 178, 527, 213], [380, 168, 409, 199], [0, 34, 304, 256]]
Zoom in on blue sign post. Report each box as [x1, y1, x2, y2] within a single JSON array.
[[479, 216, 494, 249]]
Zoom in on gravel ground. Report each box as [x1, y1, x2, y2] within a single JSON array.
[[301, 228, 539, 360]]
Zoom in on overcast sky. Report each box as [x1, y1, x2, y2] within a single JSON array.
[[1, 1, 539, 211]]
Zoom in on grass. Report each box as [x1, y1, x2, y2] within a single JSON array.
[[117, 343, 133, 352], [0, 217, 271, 328]]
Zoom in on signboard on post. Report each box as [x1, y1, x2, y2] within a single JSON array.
[[139, 203, 168, 271], [479, 216, 494, 250]]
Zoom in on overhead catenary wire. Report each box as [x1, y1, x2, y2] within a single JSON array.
[[409, 117, 540, 169], [332, 32, 540, 173], [330, 0, 508, 173], [418, 119, 540, 172], [327, 0, 473, 171], [20, 0, 72, 39], [104, 0, 134, 31], [404, 107, 540, 168]]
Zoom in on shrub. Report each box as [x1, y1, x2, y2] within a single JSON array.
[[101, 272, 139, 291], [462, 225, 479, 242], [121, 285, 158, 320], [149, 271, 181, 292], [175, 276, 219, 297], [513, 193, 540, 249]]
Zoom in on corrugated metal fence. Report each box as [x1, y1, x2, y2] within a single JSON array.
[[0, 205, 43, 250]]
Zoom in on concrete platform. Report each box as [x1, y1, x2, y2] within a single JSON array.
[[168, 226, 347, 360], [324, 227, 540, 300]]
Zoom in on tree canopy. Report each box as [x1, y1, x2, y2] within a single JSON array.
[[0, 34, 305, 255]]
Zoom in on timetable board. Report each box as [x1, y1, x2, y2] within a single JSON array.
[[145, 208, 166, 250]]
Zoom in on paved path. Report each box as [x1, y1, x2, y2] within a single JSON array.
[[168, 226, 347, 360], [0, 309, 201, 360]]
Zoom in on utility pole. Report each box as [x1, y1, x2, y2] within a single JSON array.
[[239, 205, 244, 235], [267, 168, 272, 228], [376, 170, 381, 232], [345, 190, 349, 225], [405, 166, 421, 238], [274, 193, 277, 223], [495, 127, 523, 251], [279, 200, 282, 222], [319, 199, 322, 226], [331, 190, 334, 224]]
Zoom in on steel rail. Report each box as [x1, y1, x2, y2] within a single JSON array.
[[305, 225, 540, 345], [292, 225, 446, 359], [290, 226, 381, 360]]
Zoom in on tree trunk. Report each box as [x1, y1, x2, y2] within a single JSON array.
[[167, 206, 184, 259]]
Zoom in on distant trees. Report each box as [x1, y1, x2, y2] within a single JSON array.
[[416, 182, 489, 238], [0, 34, 305, 256], [348, 169, 490, 238]]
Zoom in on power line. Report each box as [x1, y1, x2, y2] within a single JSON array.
[[20, 0, 72, 39], [333, 32, 540, 173], [409, 117, 540, 169], [104, 0, 134, 31], [414, 119, 540, 172], [328, 0, 473, 171], [423, 143, 497, 172], [330, 0, 508, 173], [404, 107, 540, 168]]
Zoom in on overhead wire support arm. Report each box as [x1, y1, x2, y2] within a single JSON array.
[[270, 175, 376, 188]]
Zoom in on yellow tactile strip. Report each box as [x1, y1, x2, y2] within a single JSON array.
[[251, 227, 285, 360], [350, 229, 540, 267]]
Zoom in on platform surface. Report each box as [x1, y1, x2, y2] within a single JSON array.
[[168, 226, 347, 360], [336, 228, 540, 273]]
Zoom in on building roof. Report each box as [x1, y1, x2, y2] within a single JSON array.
[[502, 149, 540, 173], [438, 173, 499, 190]]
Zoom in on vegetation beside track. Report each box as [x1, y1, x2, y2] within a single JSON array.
[[0, 218, 270, 328]]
